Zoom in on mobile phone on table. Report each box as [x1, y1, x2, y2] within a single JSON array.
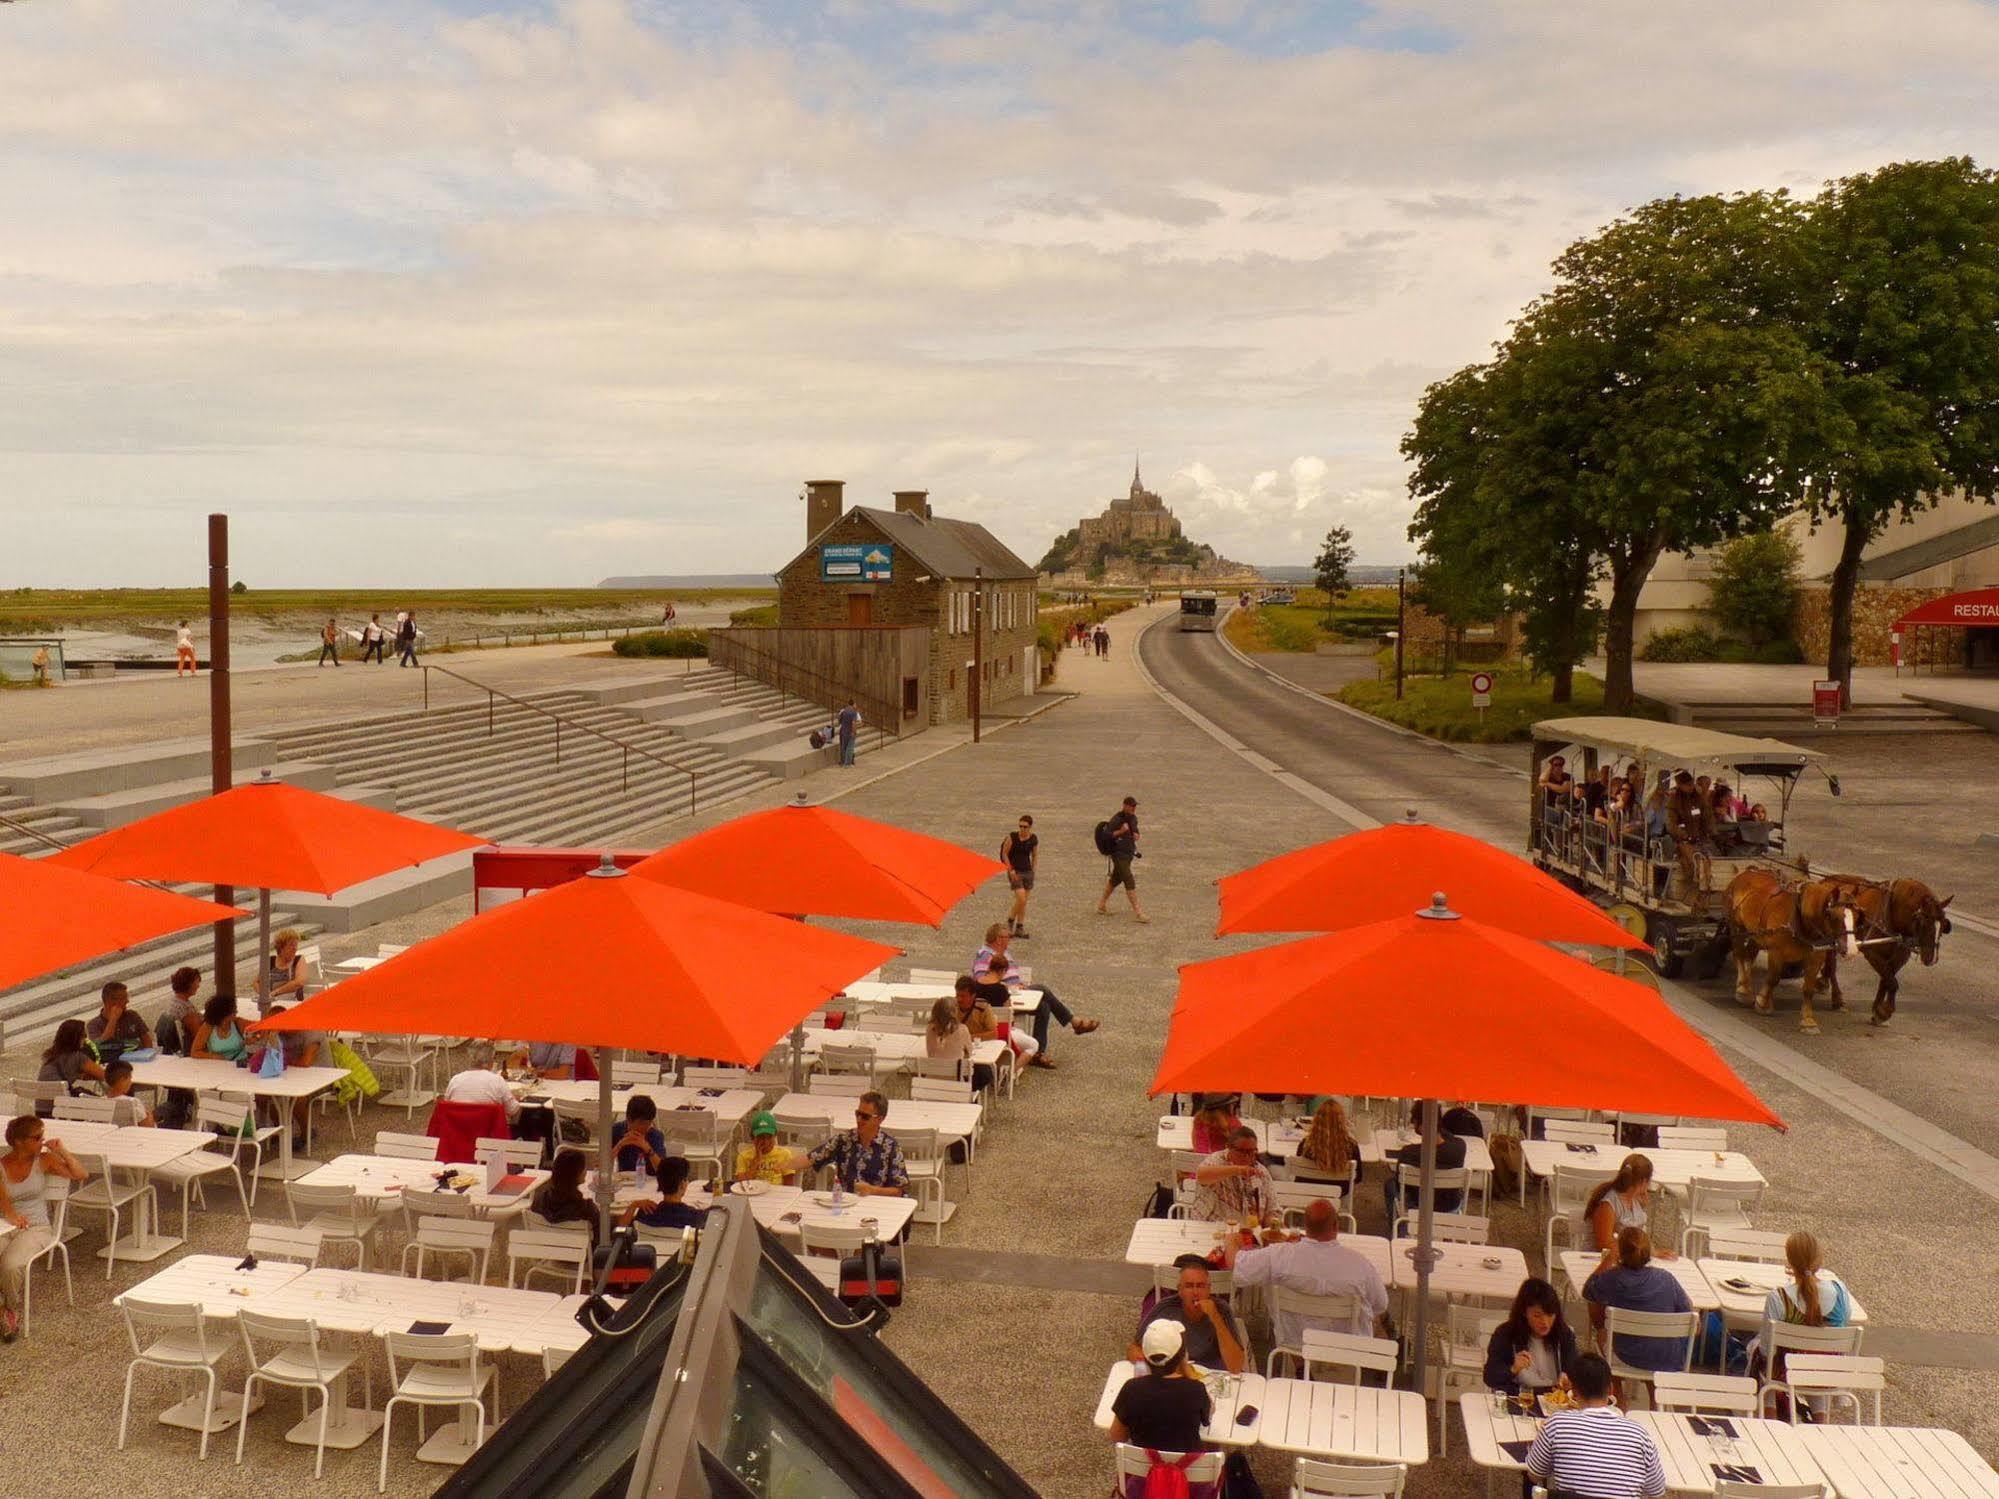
[[1234, 1405, 1258, 1425]]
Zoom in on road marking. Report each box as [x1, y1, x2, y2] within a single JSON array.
[[1137, 610, 1999, 1210]]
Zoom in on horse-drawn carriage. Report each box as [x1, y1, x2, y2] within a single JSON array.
[[1526, 717, 1829, 979]]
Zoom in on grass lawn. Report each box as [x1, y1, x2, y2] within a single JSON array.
[[1223, 586, 1398, 653], [1336, 667, 1642, 742], [0, 586, 773, 629]]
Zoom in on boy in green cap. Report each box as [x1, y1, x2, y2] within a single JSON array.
[[734, 1111, 801, 1185]]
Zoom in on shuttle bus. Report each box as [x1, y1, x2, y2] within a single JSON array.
[[1179, 590, 1219, 632]]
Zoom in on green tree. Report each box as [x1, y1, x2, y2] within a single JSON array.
[[1707, 529, 1803, 648], [229, 580, 247, 595], [1407, 552, 1505, 675], [1313, 524, 1355, 621], [1519, 191, 1815, 712], [1792, 158, 1999, 706]]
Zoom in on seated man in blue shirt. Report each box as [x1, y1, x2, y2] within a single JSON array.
[[621, 1154, 708, 1231], [613, 1094, 666, 1175], [806, 1090, 908, 1196], [512, 1040, 580, 1079]]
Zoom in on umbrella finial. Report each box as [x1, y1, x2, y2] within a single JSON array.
[[1399, 808, 1422, 825], [793, 789, 810, 808], [257, 768, 277, 784], [1416, 891, 1461, 921], [586, 853, 627, 879]]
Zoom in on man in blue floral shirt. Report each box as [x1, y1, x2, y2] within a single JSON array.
[[807, 1090, 908, 1196]]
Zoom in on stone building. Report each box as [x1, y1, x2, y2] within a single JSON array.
[[1077, 461, 1185, 547], [1044, 460, 1260, 587], [775, 482, 1040, 726]]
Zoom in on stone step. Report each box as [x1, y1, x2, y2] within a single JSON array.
[[48, 760, 343, 829], [571, 672, 708, 706], [696, 715, 828, 755], [743, 733, 880, 781], [0, 736, 279, 805]]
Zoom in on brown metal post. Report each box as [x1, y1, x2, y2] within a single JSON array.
[[971, 567, 984, 744], [207, 514, 236, 998], [1394, 567, 1406, 701]]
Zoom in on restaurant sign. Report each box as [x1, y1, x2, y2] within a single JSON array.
[[821, 543, 894, 582]]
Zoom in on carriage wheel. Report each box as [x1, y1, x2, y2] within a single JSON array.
[[1590, 954, 1661, 992]]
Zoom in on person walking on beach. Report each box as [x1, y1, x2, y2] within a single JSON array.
[[836, 700, 861, 768], [1001, 814, 1038, 938], [359, 613, 386, 664], [1096, 795, 1147, 922], [317, 617, 341, 667], [174, 620, 196, 677], [396, 611, 420, 667]]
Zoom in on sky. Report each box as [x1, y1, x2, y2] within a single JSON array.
[[5, 1, 1999, 587]]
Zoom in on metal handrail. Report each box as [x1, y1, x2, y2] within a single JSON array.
[[704, 631, 898, 749], [418, 663, 699, 814], [0, 811, 197, 898]]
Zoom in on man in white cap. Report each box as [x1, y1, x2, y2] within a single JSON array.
[[1108, 1318, 1212, 1456]]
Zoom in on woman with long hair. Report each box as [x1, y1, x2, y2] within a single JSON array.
[[0, 1113, 89, 1340], [1294, 1097, 1359, 1198], [1189, 1096, 1241, 1155], [1482, 1277, 1580, 1395], [1580, 1154, 1673, 1256], [529, 1147, 600, 1246], [36, 1019, 106, 1106], [190, 993, 249, 1063], [1760, 1230, 1852, 1376], [924, 995, 993, 1094], [1581, 1227, 1694, 1377]]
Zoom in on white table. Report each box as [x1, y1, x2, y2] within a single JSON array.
[[526, 1081, 764, 1126], [510, 1293, 597, 1359], [298, 1153, 548, 1218], [770, 1092, 981, 1146], [801, 1028, 1007, 1072], [46, 1117, 214, 1263], [841, 980, 1043, 1016], [1698, 1258, 1870, 1335], [1256, 1378, 1429, 1462], [1126, 1217, 1232, 1266], [127, 1055, 350, 1180], [1794, 1424, 1999, 1499], [327, 954, 389, 975], [1373, 1128, 1495, 1175], [114, 1253, 312, 1437], [1091, 1362, 1264, 1446], [1389, 1238, 1527, 1300], [688, 1181, 920, 1244], [1457, 1392, 1547, 1477], [1560, 1248, 1720, 1312], [1633, 1411, 1826, 1493], [1154, 1116, 1320, 1161], [1522, 1139, 1764, 1192]]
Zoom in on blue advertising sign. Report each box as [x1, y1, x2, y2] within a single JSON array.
[[820, 542, 893, 582]]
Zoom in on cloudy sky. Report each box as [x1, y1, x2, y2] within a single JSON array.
[[5, 0, 1999, 586]]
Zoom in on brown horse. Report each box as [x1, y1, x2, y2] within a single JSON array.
[[1725, 868, 1855, 1033], [1816, 874, 1953, 1026]]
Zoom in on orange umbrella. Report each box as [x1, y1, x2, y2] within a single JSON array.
[[1214, 812, 1649, 949], [48, 770, 489, 1008], [0, 851, 246, 991], [627, 796, 1004, 925], [254, 858, 899, 1235]]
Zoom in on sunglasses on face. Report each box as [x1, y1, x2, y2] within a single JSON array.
[[854, 1111, 878, 1121]]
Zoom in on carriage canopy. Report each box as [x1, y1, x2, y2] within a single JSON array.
[[1532, 716, 1824, 777]]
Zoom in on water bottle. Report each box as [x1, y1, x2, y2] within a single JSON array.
[[831, 1179, 845, 1211]]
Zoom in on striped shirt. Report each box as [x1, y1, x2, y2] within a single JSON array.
[[1526, 1405, 1666, 1498]]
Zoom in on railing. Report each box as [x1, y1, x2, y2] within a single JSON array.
[[0, 810, 76, 855], [418, 663, 699, 814], [703, 632, 898, 753]]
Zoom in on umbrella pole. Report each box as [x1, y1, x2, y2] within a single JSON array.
[[1408, 1097, 1441, 1397], [256, 887, 272, 1017], [789, 1020, 806, 1096], [598, 1066, 616, 1244]]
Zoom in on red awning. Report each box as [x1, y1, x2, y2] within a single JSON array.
[[1893, 588, 1999, 631]]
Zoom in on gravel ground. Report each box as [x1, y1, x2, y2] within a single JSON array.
[[2, 604, 1992, 1497]]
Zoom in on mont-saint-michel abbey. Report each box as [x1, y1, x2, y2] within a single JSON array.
[[1038, 461, 1260, 587]]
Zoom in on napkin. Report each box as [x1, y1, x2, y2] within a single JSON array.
[[1498, 1440, 1535, 1464], [1711, 1464, 1761, 1484], [408, 1320, 451, 1336], [1688, 1416, 1738, 1439]]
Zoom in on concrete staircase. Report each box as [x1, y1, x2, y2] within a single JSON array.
[[1681, 702, 1981, 738], [0, 666, 885, 1055]]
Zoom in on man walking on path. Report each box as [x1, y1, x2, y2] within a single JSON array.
[[1001, 814, 1038, 938], [1095, 624, 1110, 658], [1097, 795, 1147, 921], [396, 611, 420, 668], [836, 700, 861, 767], [317, 617, 341, 667], [175, 620, 197, 677], [359, 613, 386, 664]]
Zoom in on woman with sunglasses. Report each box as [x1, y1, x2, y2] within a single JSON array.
[[0, 1114, 89, 1341]]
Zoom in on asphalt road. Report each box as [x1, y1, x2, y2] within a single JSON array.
[[1140, 611, 1999, 1167]]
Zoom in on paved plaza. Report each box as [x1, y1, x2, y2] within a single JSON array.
[[4, 605, 1998, 1497]]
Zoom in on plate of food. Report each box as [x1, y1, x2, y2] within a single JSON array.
[[732, 1179, 769, 1197], [1536, 1388, 1579, 1416], [1481, 1254, 1504, 1270]]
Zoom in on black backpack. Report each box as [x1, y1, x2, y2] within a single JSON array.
[[1094, 820, 1116, 856]]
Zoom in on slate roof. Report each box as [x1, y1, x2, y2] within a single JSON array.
[[787, 505, 1037, 582]]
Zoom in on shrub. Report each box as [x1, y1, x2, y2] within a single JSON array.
[[728, 604, 779, 628], [613, 629, 708, 659], [1754, 638, 1804, 664], [1707, 530, 1802, 648], [1640, 627, 1724, 663]]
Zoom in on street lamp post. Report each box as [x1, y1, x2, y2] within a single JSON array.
[[971, 566, 984, 743], [1394, 567, 1406, 702]]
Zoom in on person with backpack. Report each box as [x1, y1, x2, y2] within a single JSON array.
[[1096, 796, 1148, 922], [317, 617, 342, 667], [1000, 813, 1038, 937], [1108, 1319, 1214, 1495], [396, 610, 420, 667]]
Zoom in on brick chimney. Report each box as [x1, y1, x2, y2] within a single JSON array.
[[892, 489, 930, 520], [804, 480, 845, 542]]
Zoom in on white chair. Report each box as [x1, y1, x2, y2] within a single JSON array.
[[895, 1126, 948, 1243], [367, 1037, 438, 1116], [660, 1111, 727, 1178], [53, 1094, 117, 1123], [551, 1100, 601, 1151], [818, 1043, 893, 1085], [378, 1331, 494, 1492], [1391, 1164, 1468, 1225], [1653, 1371, 1761, 1415], [1393, 1208, 1488, 1244], [854, 1013, 921, 1035], [475, 1137, 543, 1173], [149, 1132, 253, 1241], [1434, 1305, 1505, 1454], [401, 1185, 477, 1231], [1114, 1445, 1223, 1497], [1756, 1323, 1866, 1417], [1658, 1125, 1728, 1152], [909, 1076, 974, 1104], [771, 1108, 831, 1164], [1266, 1294, 1364, 1377], [118, 1297, 230, 1459], [67, 1150, 150, 1280], [1604, 1307, 1698, 1396], [1292, 1330, 1398, 1386], [682, 1064, 749, 1091], [1704, 1227, 1791, 1264], [286, 1181, 392, 1269], [1149, 1264, 1235, 1299], [609, 1060, 663, 1088], [1772, 1352, 1883, 1426], [1680, 1177, 1765, 1257], [508, 1226, 591, 1293], [1290, 1459, 1407, 1498], [907, 968, 957, 985], [236, 1310, 370, 1477], [247, 1223, 325, 1267], [807, 1074, 871, 1099], [402, 1218, 496, 1284], [199, 1095, 283, 1206], [1270, 1181, 1355, 1233], [796, 1220, 864, 1288], [1544, 1163, 1599, 1271], [377, 943, 410, 959], [542, 1346, 574, 1379], [375, 1130, 441, 1161], [1716, 1486, 1824, 1499], [13, 1180, 73, 1335], [1541, 1118, 1614, 1147]]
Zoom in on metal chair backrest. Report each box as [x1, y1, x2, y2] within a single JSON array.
[[1393, 1164, 1468, 1195], [401, 1185, 475, 1221], [1150, 1264, 1235, 1298], [1272, 1287, 1359, 1343], [894, 1126, 940, 1164], [1549, 1163, 1599, 1215], [54, 1094, 117, 1123], [819, 1045, 878, 1073], [1767, 1321, 1863, 1359], [121, 1296, 213, 1362], [551, 1100, 599, 1136], [1689, 1177, 1764, 1215], [1659, 1126, 1728, 1152], [239, 1309, 336, 1381], [1443, 1305, 1506, 1364], [286, 1181, 362, 1226], [909, 1077, 973, 1104], [1291, 1459, 1408, 1498], [807, 1075, 870, 1098], [798, 1220, 865, 1257], [1394, 1210, 1488, 1244], [1605, 1307, 1698, 1370], [661, 1111, 720, 1149], [854, 1013, 919, 1035], [683, 1066, 748, 1090], [510, 1228, 590, 1290], [413, 1216, 496, 1262], [1652, 1371, 1760, 1414], [1271, 1181, 1343, 1222], [476, 1138, 543, 1171], [384, 1330, 481, 1390], [1543, 1119, 1614, 1145], [1298, 1329, 1398, 1384], [906, 969, 956, 986], [1114, 1445, 1225, 1489], [1781, 1354, 1884, 1423], [1715, 1486, 1822, 1499], [247, 1223, 325, 1266], [1704, 1227, 1791, 1263], [375, 1131, 440, 1161], [610, 1061, 662, 1087], [199, 1095, 254, 1138]]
